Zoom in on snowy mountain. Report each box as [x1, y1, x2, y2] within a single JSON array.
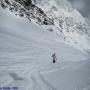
[[0, 0, 54, 25], [0, 0, 90, 90], [33, 0, 90, 51], [0, 0, 90, 51]]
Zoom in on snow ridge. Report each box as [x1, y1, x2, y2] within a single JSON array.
[[34, 0, 90, 51], [0, 6, 90, 90], [0, 0, 90, 51]]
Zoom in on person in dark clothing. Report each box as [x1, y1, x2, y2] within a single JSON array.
[[52, 52, 57, 63]]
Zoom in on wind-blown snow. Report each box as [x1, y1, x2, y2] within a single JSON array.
[[33, 0, 90, 52], [0, 0, 90, 51], [0, 6, 90, 90]]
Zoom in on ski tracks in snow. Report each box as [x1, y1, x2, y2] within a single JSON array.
[[26, 63, 57, 90], [0, 60, 89, 90], [30, 69, 56, 90], [0, 63, 57, 90]]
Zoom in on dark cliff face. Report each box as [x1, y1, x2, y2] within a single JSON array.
[[14, 0, 32, 9], [0, 0, 54, 25], [0, 0, 88, 35]]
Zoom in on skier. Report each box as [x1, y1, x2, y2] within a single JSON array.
[[52, 52, 57, 63]]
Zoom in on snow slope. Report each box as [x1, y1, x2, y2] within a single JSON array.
[[33, 0, 90, 51], [0, 7, 90, 90], [0, 0, 90, 51]]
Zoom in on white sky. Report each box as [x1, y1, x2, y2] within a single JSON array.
[[69, 0, 90, 18]]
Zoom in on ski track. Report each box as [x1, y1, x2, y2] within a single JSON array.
[[61, 61, 88, 70], [30, 70, 56, 90], [0, 60, 89, 90], [0, 8, 90, 90], [0, 63, 58, 90], [0, 51, 89, 90]]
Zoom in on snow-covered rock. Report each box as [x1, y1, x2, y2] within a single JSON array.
[[33, 0, 90, 51], [0, 1, 90, 90], [0, 0, 90, 51]]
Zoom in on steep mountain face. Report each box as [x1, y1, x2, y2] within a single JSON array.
[[0, 7, 90, 90], [0, 0, 54, 25], [0, 0, 90, 51], [32, 0, 90, 51]]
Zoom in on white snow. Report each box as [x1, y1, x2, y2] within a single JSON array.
[[33, 0, 90, 52], [0, 7, 90, 90]]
